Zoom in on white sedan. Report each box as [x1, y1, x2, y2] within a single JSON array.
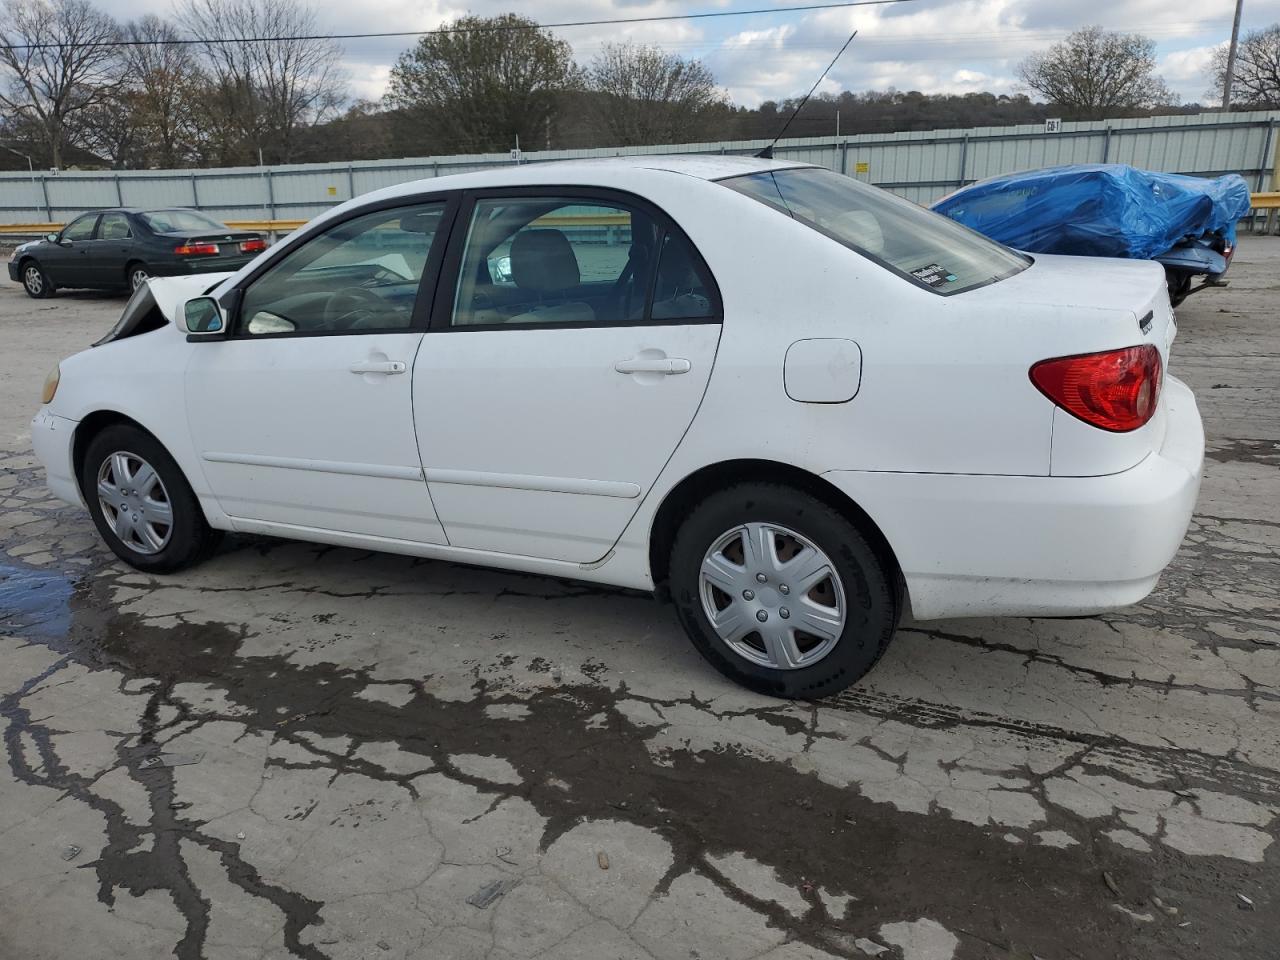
[[31, 156, 1204, 697]]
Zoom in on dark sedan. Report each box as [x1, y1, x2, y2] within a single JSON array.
[[7, 207, 266, 298]]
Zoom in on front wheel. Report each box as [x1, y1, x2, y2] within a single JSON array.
[[81, 424, 220, 573], [21, 261, 54, 299], [668, 483, 899, 698]]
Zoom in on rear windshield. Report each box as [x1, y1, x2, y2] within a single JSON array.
[[141, 209, 228, 234], [722, 168, 1029, 295]]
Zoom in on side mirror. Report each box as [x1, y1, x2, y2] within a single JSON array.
[[45, 233, 59, 243], [184, 296, 225, 337]]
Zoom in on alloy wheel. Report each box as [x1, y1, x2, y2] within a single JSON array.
[[698, 522, 847, 670], [96, 451, 173, 555], [129, 268, 148, 291], [23, 265, 42, 295]]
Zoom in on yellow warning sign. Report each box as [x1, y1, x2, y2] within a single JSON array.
[[854, 161, 870, 174], [327, 185, 338, 196]]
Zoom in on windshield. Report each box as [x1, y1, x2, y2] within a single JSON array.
[[140, 209, 229, 234], [722, 167, 1029, 295]]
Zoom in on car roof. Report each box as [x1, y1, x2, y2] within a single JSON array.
[[363, 154, 810, 202]]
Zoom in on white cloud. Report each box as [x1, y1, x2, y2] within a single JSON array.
[[84, 0, 1280, 107]]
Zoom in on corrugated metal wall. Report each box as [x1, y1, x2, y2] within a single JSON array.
[[2, 109, 1276, 223]]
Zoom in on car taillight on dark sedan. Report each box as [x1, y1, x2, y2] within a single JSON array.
[[240, 238, 266, 254], [1030, 345, 1162, 433], [175, 242, 220, 256]]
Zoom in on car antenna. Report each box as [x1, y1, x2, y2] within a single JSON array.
[[755, 30, 858, 159]]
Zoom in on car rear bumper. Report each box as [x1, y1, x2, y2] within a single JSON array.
[[150, 257, 255, 278], [31, 410, 83, 508], [824, 375, 1205, 620]]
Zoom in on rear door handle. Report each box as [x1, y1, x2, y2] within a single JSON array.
[[349, 360, 406, 375], [614, 357, 691, 375]]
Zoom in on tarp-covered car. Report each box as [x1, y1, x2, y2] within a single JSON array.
[[932, 164, 1253, 305]]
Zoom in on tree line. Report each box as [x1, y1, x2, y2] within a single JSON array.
[[1, 0, 1278, 172]]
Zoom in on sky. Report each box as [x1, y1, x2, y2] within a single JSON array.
[[99, 0, 1280, 109]]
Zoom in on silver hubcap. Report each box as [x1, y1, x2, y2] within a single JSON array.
[[24, 266, 41, 293], [130, 269, 147, 291], [96, 452, 173, 555], [699, 522, 846, 670]]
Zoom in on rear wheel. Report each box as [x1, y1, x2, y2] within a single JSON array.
[[21, 260, 53, 299], [126, 262, 149, 293], [81, 424, 220, 573], [1165, 268, 1191, 307], [668, 483, 898, 698]]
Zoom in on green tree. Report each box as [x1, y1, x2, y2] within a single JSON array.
[[1018, 26, 1175, 120], [385, 13, 579, 154]]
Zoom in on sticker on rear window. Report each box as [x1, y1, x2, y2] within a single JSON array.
[[909, 263, 958, 286]]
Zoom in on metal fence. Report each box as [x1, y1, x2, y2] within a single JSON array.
[[2, 109, 1277, 224]]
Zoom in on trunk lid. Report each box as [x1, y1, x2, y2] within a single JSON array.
[[157, 230, 264, 260], [978, 253, 1176, 368]]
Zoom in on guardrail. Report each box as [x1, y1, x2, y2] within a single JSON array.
[[1250, 191, 1280, 235], [3, 201, 1278, 239]]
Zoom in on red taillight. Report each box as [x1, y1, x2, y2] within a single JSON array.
[[240, 238, 266, 253], [1030, 345, 1162, 433], [174, 242, 220, 256]]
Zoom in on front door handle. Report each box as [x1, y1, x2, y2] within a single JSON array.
[[349, 360, 406, 375], [614, 357, 691, 375]]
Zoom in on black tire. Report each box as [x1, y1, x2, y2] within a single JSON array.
[[126, 262, 149, 293], [20, 259, 54, 299], [669, 483, 899, 699], [81, 424, 220, 573], [1165, 268, 1191, 308]]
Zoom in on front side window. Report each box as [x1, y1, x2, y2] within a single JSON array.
[[238, 203, 445, 336], [723, 168, 1029, 295], [62, 214, 98, 242], [451, 197, 665, 327], [99, 212, 132, 240]]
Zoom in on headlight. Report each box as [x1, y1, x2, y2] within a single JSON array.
[[41, 365, 60, 404]]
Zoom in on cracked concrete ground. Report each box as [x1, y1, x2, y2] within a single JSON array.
[[1, 237, 1278, 960]]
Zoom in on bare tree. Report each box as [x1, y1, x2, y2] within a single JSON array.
[[178, 0, 346, 164], [1017, 26, 1175, 120], [0, 0, 122, 167], [1210, 24, 1280, 108], [122, 15, 207, 167], [586, 42, 727, 146], [385, 13, 579, 154]]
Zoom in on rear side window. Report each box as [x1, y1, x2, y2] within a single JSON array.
[[651, 232, 716, 320], [722, 168, 1029, 295], [99, 212, 132, 240]]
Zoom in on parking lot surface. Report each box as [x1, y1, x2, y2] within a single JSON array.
[[1, 240, 1278, 960]]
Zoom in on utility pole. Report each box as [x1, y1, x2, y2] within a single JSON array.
[[836, 110, 840, 138], [1222, 0, 1245, 110]]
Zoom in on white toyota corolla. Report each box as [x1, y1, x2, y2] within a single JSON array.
[[31, 156, 1204, 697]]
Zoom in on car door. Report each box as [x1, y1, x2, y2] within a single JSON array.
[[185, 197, 456, 543], [413, 188, 722, 563], [42, 213, 99, 287], [90, 211, 135, 288]]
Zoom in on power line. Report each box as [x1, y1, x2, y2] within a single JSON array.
[[0, 0, 919, 53]]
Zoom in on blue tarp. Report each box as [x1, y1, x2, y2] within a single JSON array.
[[931, 164, 1253, 260]]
